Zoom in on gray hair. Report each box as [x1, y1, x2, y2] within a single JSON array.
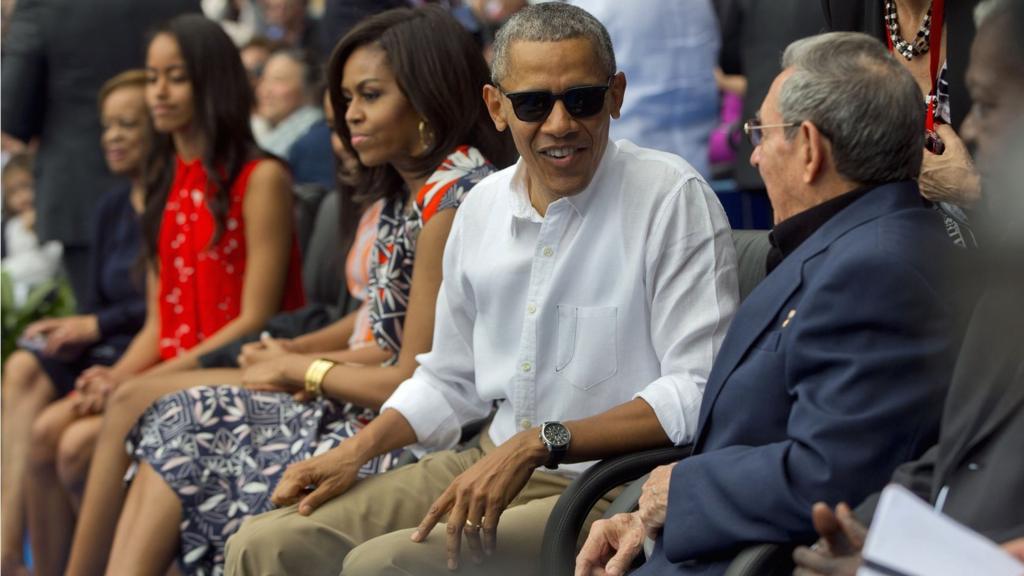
[[779, 32, 924, 186], [490, 3, 615, 85]]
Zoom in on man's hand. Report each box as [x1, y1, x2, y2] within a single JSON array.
[[271, 442, 365, 515], [575, 512, 647, 576], [637, 463, 675, 539], [410, 431, 546, 570], [919, 124, 982, 207], [792, 502, 867, 576], [237, 333, 294, 368]]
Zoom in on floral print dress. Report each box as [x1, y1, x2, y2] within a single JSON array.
[[126, 146, 495, 575]]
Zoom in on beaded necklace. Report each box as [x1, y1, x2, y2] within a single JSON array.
[[885, 0, 932, 60]]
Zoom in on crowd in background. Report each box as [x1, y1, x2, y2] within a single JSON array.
[[0, 0, 1022, 575]]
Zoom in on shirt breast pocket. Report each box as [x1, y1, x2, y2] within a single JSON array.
[[555, 305, 618, 390]]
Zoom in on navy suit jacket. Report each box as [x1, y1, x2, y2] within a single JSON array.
[[639, 181, 962, 575]]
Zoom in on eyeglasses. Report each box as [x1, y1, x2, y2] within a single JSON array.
[[498, 77, 613, 123], [743, 117, 797, 146]]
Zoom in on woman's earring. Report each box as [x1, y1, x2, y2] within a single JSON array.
[[418, 120, 433, 151]]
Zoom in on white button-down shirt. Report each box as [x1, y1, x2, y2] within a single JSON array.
[[382, 139, 739, 475]]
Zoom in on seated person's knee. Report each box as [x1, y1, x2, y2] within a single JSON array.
[[1, 350, 42, 395], [55, 426, 96, 490]]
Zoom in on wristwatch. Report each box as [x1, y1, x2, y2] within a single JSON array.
[[539, 421, 571, 470]]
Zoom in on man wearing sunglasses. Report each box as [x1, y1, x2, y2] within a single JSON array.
[[226, 3, 740, 576], [578, 32, 964, 576]]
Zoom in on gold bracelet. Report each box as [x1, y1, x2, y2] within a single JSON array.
[[303, 359, 337, 397]]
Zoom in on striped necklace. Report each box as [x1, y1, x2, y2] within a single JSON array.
[[885, 0, 932, 60]]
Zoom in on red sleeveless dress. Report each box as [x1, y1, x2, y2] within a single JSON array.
[[157, 156, 305, 359]]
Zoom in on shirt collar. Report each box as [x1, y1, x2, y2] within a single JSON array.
[[507, 139, 618, 231], [765, 185, 873, 273]]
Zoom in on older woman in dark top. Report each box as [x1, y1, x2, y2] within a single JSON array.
[[0, 70, 149, 576]]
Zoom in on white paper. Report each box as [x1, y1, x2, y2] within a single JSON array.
[[858, 484, 1024, 576]]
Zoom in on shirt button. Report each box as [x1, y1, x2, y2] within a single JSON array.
[[520, 419, 532, 430], [521, 361, 532, 372], [542, 246, 554, 257], [527, 303, 537, 315]]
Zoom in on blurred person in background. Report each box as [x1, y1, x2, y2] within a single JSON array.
[[717, 0, 827, 229], [253, 49, 322, 156], [260, 0, 324, 60], [1, 0, 200, 304], [1, 71, 151, 576], [1, 152, 63, 304], [239, 36, 285, 97], [570, 0, 721, 178]]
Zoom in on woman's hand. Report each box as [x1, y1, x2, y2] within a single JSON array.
[[24, 315, 101, 358], [237, 332, 295, 368], [72, 365, 120, 415], [241, 355, 310, 400]]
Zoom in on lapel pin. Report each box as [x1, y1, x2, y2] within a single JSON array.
[[782, 308, 796, 328]]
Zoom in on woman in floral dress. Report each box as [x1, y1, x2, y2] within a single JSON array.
[[94, 7, 516, 575]]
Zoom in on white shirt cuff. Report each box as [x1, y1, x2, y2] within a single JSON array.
[[634, 374, 703, 445], [381, 377, 462, 457]]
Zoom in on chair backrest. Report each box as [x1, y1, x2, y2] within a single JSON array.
[[293, 183, 330, 258], [731, 229, 771, 301], [302, 191, 346, 308]]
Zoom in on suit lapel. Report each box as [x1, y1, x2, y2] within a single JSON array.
[[693, 182, 926, 449]]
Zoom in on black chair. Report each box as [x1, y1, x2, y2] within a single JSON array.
[[540, 230, 789, 576]]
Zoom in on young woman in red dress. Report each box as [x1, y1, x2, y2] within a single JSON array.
[[27, 14, 306, 576]]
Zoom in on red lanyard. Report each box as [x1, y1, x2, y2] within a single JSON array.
[[886, 0, 945, 130]]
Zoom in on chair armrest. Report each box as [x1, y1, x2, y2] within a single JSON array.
[[540, 445, 692, 576], [723, 543, 794, 576]]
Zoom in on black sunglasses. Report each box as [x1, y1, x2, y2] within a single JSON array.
[[498, 77, 613, 123]]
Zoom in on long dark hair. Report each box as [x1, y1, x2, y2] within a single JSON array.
[[141, 14, 260, 267], [327, 6, 516, 249]]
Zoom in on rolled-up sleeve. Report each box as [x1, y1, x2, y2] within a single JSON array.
[[380, 208, 491, 456], [635, 178, 739, 445]]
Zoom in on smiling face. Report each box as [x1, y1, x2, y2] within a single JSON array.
[[257, 53, 307, 126], [145, 33, 195, 135], [101, 85, 149, 176], [484, 38, 624, 207], [339, 44, 422, 169]]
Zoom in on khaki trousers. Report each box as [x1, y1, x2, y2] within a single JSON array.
[[224, 432, 614, 576]]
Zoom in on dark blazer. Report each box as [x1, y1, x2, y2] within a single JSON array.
[[860, 278, 1024, 543], [0, 0, 199, 247], [637, 181, 962, 575], [820, 0, 980, 131]]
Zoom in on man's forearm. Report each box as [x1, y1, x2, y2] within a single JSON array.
[[503, 398, 673, 469], [348, 408, 419, 463]]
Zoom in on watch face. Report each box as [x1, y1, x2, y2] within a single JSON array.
[[543, 422, 571, 447]]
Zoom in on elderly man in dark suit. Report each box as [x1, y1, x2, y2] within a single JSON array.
[[793, 3, 1024, 573], [576, 31, 964, 576], [0, 0, 199, 303]]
